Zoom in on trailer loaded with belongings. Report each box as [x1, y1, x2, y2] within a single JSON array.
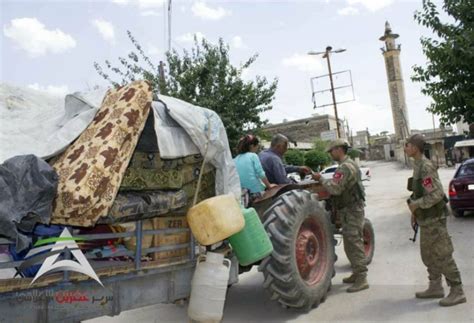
[[0, 80, 240, 322]]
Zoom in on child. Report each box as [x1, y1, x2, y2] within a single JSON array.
[[234, 135, 276, 201]]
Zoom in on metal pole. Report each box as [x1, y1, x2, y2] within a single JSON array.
[[432, 114, 439, 166], [168, 0, 172, 52], [325, 49, 341, 138]]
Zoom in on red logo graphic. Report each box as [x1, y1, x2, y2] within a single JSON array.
[[422, 177, 434, 192]]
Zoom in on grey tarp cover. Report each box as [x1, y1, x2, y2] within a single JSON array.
[[1, 84, 240, 200], [0, 155, 58, 252]]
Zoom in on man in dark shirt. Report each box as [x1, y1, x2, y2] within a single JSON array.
[[259, 134, 311, 184]]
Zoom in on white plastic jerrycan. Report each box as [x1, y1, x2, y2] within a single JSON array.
[[188, 252, 231, 322]]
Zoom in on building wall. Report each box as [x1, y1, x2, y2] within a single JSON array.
[[263, 114, 345, 143]]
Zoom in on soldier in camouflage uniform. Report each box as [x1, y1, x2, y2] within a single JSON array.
[[405, 134, 466, 307], [312, 139, 368, 293]]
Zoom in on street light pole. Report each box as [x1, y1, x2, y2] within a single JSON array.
[[324, 47, 341, 138], [308, 46, 346, 139]]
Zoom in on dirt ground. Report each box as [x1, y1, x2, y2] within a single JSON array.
[[86, 160, 474, 323]]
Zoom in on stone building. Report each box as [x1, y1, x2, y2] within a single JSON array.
[[262, 114, 345, 147]]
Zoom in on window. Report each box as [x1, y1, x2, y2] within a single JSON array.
[[323, 167, 337, 174], [457, 163, 474, 177]]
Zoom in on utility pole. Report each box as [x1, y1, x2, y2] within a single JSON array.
[[366, 127, 371, 160], [432, 114, 439, 167], [308, 46, 346, 139], [168, 0, 172, 52], [325, 47, 341, 139]]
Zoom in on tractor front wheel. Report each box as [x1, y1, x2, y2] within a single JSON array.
[[363, 218, 375, 265]]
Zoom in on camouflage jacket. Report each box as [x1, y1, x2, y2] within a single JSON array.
[[320, 156, 365, 210], [409, 156, 447, 224]]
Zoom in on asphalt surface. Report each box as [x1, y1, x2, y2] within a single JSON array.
[[87, 160, 474, 323]]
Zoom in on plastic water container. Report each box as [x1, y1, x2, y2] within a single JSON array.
[[188, 252, 231, 322], [228, 207, 273, 266], [187, 194, 245, 245]]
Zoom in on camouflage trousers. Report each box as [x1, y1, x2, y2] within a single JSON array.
[[420, 218, 462, 286], [340, 202, 368, 277]]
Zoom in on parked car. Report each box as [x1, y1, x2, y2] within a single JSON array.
[[319, 164, 371, 181], [449, 158, 474, 217]]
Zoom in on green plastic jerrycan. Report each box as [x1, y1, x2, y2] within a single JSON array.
[[228, 207, 273, 266]]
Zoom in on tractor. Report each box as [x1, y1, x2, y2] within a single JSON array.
[[247, 180, 375, 310]]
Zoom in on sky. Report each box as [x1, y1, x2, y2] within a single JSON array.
[[1, 0, 449, 135]]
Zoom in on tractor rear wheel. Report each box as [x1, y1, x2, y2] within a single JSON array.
[[258, 190, 335, 310]]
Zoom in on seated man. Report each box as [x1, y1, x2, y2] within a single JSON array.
[[259, 134, 311, 184]]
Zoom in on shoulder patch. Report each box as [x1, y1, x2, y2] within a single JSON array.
[[422, 177, 434, 193], [333, 171, 344, 183]]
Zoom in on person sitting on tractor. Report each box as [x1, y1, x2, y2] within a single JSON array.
[[259, 134, 311, 184], [234, 134, 276, 202], [312, 139, 369, 293]]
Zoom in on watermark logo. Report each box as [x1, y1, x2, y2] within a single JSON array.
[[21, 228, 103, 287]]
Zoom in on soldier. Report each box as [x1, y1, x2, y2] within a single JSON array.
[[405, 134, 466, 307], [312, 139, 368, 293]]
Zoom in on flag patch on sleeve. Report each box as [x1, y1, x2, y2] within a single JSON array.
[[333, 171, 344, 183], [422, 177, 434, 192]]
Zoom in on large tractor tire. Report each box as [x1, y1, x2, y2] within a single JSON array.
[[363, 218, 375, 265], [258, 190, 335, 310]]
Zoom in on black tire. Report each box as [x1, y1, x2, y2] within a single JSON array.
[[363, 218, 375, 265], [452, 209, 464, 217], [258, 190, 335, 310]]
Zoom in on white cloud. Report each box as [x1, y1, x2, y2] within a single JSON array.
[[3, 18, 76, 57], [91, 19, 115, 44], [176, 32, 205, 44], [346, 0, 394, 12], [191, 1, 230, 21], [28, 83, 70, 97], [231, 36, 245, 49], [338, 6, 359, 16], [282, 53, 324, 73], [146, 43, 161, 57]]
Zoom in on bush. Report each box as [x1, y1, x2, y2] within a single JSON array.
[[305, 150, 331, 171], [313, 138, 329, 151], [348, 149, 361, 159], [284, 149, 305, 166]]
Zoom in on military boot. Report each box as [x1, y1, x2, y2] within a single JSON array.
[[347, 276, 369, 293], [439, 285, 467, 307], [415, 280, 444, 299], [342, 274, 357, 284]]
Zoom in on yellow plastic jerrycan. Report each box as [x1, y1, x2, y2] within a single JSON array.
[[187, 194, 245, 245]]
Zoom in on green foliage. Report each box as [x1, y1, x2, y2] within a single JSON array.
[[304, 150, 331, 171], [412, 0, 474, 125], [95, 32, 278, 150], [313, 138, 329, 151], [348, 149, 361, 159], [284, 149, 305, 166]]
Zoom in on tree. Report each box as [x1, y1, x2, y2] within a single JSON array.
[[412, 0, 474, 125], [284, 149, 305, 166], [313, 138, 329, 152], [304, 150, 331, 171], [95, 32, 278, 150]]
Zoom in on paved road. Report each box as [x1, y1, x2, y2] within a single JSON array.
[[87, 161, 474, 322]]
